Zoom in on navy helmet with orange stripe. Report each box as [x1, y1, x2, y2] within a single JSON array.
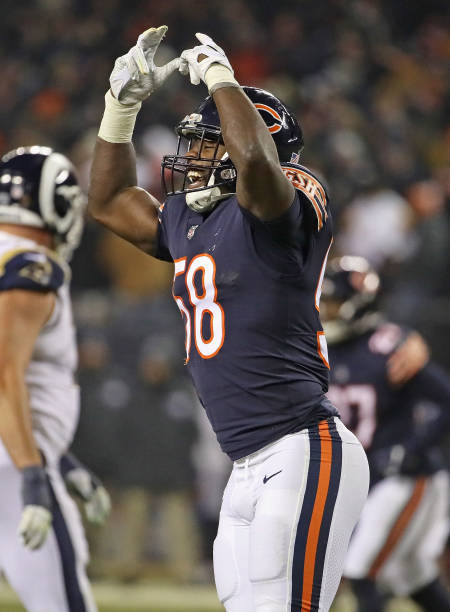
[[161, 86, 304, 212]]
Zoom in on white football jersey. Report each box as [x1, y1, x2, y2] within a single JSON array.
[[0, 230, 79, 466]]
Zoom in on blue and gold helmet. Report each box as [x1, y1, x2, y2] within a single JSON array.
[[0, 146, 86, 260], [161, 86, 304, 212]]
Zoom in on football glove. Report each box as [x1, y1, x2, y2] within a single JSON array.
[[19, 466, 52, 550], [109, 25, 181, 105], [60, 453, 111, 525], [180, 33, 236, 88]]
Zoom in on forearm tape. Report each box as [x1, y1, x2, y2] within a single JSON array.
[[98, 90, 142, 143], [204, 64, 240, 94]]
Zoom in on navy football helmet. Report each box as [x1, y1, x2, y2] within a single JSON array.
[[321, 256, 381, 344], [0, 146, 86, 260], [161, 86, 304, 212]]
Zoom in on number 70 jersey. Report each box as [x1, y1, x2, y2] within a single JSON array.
[[155, 164, 337, 460]]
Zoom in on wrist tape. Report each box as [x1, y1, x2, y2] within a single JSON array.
[[204, 64, 239, 94], [98, 90, 141, 143], [21, 466, 51, 510]]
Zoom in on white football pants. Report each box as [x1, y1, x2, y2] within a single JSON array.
[[213, 417, 369, 611], [0, 460, 96, 612], [344, 470, 450, 596]]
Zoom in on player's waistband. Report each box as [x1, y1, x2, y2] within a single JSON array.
[[233, 416, 360, 469]]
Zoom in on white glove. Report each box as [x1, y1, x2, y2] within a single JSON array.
[[19, 466, 52, 550], [180, 33, 237, 91], [64, 466, 111, 525], [19, 505, 52, 550], [85, 486, 111, 525], [110, 25, 181, 105]]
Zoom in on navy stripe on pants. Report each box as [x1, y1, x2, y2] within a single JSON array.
[[48, 479, 87, 612]]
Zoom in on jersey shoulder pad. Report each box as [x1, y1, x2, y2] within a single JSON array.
[[281, 162, 329, 231], [0, 247, 68, 292]]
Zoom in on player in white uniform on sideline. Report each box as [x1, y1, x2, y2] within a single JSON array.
[[0, 146, 110, 612]]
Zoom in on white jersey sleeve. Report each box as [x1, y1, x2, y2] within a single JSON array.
[[0, 231, 79, 467]]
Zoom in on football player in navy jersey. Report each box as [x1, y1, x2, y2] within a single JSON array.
[[322, 256, 450, 612], [89, 26, 369, 611]]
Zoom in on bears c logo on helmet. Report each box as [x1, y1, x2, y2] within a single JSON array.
[[254, 103, 283, 134]]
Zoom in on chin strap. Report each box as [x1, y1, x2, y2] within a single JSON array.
[[185, 152, 235, 213], [185, 186, 228, 213]]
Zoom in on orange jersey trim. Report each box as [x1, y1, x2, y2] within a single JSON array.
[[317, 331, 330, 369], [315, 239, 333, 312]]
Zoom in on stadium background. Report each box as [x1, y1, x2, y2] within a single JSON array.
[[0, 0, 448, 610]]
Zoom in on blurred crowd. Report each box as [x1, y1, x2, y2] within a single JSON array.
[[1, 0, 449, 581]]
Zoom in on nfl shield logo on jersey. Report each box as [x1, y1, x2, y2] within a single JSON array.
[[187, 224, 199, 240]]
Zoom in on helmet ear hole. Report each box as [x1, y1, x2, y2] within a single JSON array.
[[54, 193, 70, 217]]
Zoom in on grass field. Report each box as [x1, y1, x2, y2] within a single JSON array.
[[0, 580, 420, 612], [0, 581, 223, 612]]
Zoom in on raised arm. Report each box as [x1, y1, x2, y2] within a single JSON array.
[[89, 138, 159, 254], [181, 34, 294, 220], [88, 26, 181, 254]]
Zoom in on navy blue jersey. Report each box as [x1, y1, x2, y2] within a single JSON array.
[[155, 163, 337, 459], [327, 323, 450, 476]]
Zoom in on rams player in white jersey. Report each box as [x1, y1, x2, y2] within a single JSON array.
[[0, 146, 109, 612]]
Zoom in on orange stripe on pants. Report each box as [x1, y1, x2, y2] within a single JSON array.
[[301, 421, 333, 611], [368, 477, 427, 579]]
